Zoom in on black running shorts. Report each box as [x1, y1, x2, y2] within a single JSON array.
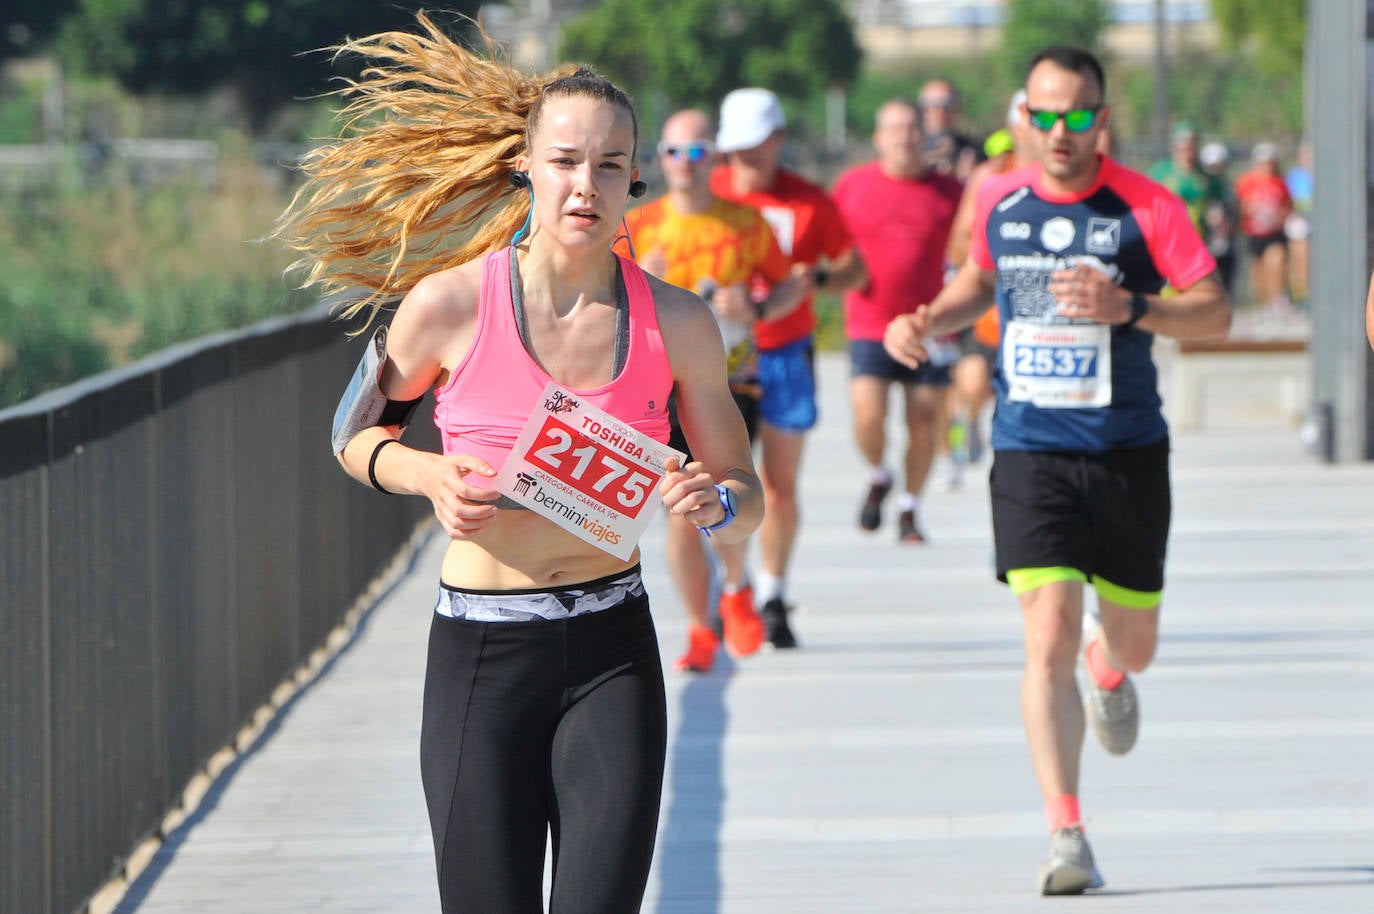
[[848, 338, 952, 386], [989, 438, 1171, 593], [1245, 229, 1288, 259], [667, 390, 759, 461]]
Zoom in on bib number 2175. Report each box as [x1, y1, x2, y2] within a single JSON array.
[[528, 417, 654, 514]]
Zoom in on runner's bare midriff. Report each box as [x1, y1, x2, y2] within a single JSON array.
[[440, 508, 640, 590]]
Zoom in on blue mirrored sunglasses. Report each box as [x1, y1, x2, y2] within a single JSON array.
[[657, 141, 715, 164]]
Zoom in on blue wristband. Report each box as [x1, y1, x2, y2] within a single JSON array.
[[698, 484, 738, 537]]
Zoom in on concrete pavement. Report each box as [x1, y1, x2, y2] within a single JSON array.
[[112, 350, 1374, 913]]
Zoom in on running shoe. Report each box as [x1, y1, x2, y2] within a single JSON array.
[[966, 417, 985, 464], [933, 460, 962, 492], [948, 417, 969, 464], [718, 586, 765, 657], [759, 597, 798, 649], [1038, 826, 1105, 895], [897, 509, 926, 544], [858, 478, 892, 531], [674, 624, 719, 673], [1085, 670, 1140, 756]]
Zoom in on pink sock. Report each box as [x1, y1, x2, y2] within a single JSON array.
[[1045, 794, 1082, 831], [1085, 638, 1126, 690]]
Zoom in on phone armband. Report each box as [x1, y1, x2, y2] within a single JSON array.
[[330, 326, 423, 455]]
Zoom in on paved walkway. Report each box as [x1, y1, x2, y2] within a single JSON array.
[[114, 351, 1374, 913]]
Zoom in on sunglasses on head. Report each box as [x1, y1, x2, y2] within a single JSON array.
[[1026, 106, 1102, 133], [657, 140, 715, 164]]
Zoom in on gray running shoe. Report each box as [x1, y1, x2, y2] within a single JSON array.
[[1038, 826, 1105, 895], [966, 416, 985, 463], [1085, 672, 1140, 755], [897, 509, 926, 544]]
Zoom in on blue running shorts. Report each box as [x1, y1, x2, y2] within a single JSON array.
[[758, 337, 818, 432]]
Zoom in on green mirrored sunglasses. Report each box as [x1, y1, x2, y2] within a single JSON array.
[[1026, 106, 1102, 133]]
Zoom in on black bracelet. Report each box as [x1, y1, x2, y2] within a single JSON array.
[[813, 265, 830, 290], [368, 438, 402, 494]]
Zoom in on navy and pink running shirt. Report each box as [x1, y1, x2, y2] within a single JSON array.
[[969, 155, 1217, 453]]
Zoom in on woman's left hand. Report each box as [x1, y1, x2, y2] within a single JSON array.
[[659, 456, 724, 528]]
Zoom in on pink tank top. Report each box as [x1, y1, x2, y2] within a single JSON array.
[[433, 248, 673, 472]]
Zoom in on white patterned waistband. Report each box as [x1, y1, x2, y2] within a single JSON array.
[[434, 568, 644, 623]]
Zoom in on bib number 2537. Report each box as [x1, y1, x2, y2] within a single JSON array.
[[1003, 320, 1112, 408], [1012, 344, 1098, 379]]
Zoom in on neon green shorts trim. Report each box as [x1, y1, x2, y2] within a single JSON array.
[[1092, 575, 1162, 609], [1006, 566, 1162, 609], [1006, 566, 1086, 595]]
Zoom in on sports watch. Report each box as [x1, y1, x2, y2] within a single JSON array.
[[1123, 290, 1149, 328], [698, 483, 737, 537]]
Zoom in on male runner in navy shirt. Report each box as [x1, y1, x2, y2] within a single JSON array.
[[884, 45, 1230, 895]]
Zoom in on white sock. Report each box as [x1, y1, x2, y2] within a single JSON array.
[[721, 572, 749, 594], [1082, 602, 1102, 637], [870, 466, 892, 486], [897, 493, 920, 513], [755, 571, 784, 604]]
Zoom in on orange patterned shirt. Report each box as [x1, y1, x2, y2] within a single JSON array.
[[621, 196, 790, 391]]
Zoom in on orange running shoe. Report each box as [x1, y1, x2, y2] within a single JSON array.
[[718, 586, 765, 657], [674, 624, 719, 673]]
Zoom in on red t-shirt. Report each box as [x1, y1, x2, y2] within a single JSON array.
[[710, 165, 854, 350], [1233, 169, 1293, 238], [831, 161, 962, 341]]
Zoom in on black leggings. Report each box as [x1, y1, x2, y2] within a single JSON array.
[[419, 590, 667, 914]]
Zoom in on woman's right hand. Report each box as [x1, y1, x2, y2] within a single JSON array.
[[419, 454, 502, 538]]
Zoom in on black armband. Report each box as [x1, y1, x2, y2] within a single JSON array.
[[377, 395, 423, 427]]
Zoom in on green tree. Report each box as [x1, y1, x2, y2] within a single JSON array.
[[52, 1, 482, 135], [998, 0, 1111, 85], [2, 1, 80, 61], [1209, 0, 1306, 76], [559, 0, 861, 116]]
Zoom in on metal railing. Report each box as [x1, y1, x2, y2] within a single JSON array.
[[0, 305, 436, 914]]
